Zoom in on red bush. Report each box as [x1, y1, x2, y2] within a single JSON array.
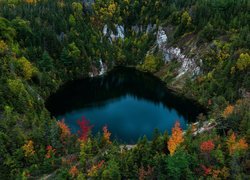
[[77, 116, 93, 141], [200, 140, 215, 153]]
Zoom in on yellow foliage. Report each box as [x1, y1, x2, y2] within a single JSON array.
[[87, 160, 104, 177], [216, 43, 230, 61], [181, 11, 192, 26], [140, 55, 160, 73], [218, 51, 230, 61], [98, 1, 118, 20], [17, 57, 37, 80], [212, 167, 229, 179], [108, 3, 116, 14], [223, 105, 234, 118], [0, 40, 8, 54], [87, 164, 99, 177], [236, 53, 250, 71], [22, 140, 35, 157], [7, 79, 25, 95], [167, 121, 184, 156]]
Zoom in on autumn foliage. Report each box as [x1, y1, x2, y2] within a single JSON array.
[[57, 120, 71, 141], [22, 140, 35, 157], [223, 105, 234, 118], [200, 140, 215, 153], [167, 121, 184, 156], [200, 165, 229, 178], [45, 145, 56, 159], [227, 132, 248, 155], [87, 160, 105, 177], [77, 116, 93, 141], [69, 166, 79, 177], [200, 164, 212, 176], [0, 40, 8, 54], [103, 125, 112, 144], [24, 0, 37, 4]]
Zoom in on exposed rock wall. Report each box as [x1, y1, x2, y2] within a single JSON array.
[[156, 28, 202, 78]]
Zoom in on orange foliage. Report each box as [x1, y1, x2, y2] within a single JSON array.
[[87, 160, 105, 177], [22, 140, 35, 157], [103, 125, 111, 144], [24, 0, 37, 4], [45, 145, 56, 159], [167, 121, 184, 156], [57, 120, 71, 141], [200, 140, 215, 153], [238, 139, 248, 150], [69, 166, 79, 177], [223, 105, 234, 118], [227, 132, 248, 155]]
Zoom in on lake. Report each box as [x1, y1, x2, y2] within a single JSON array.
[[46, 67, 204, 144]]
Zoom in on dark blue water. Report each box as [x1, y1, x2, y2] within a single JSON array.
[[46, 67, 204, 143]]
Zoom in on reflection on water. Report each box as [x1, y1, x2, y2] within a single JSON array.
[[46, 67, 204, 143]]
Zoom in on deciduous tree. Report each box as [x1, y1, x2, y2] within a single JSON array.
[[103, 125, 111, 144], [78, 116, 93, 141], [167, 121, 184, 156]]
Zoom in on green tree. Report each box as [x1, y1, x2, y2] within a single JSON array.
[[60, 48, 70, 66], [166, 149, 194, 179], [69, 14, 76, 27], [68, 42, 81, 61], [199, 22, 215, 42], [101, 159, 121, 179], [0, 17, 16, 42], [39, 51, 54, 72]]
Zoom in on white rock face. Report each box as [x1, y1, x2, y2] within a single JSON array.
[[103, 24, 125, 41], [157, 28, 168, 47], [101, 25, 201, 78], [103, 24, 108, 36], [156, 28, 201, 78], [115, 25, 125, 39], [88, 59, 106, 77], [99, 59, 105, 75], [103, 23, 156, 42]]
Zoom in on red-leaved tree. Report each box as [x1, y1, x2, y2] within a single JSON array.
[[200, 140, 215, 153], [77, 116, 93, 141]]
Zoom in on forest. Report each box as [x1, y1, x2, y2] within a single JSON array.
[[0, 0, 249, 179]]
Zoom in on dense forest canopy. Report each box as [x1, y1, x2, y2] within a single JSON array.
[[0, 0, 249, 179]]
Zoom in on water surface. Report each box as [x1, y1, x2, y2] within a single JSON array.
[[46, 67, 203, 143]]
